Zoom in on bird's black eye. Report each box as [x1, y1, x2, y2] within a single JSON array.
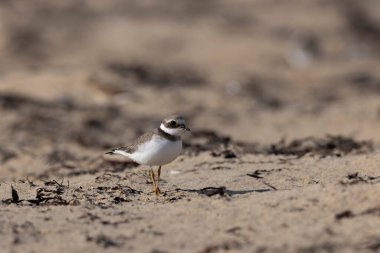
[[169, 120, 177, 127]]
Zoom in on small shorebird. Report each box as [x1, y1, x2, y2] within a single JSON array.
[[106, 115, 190, 195]]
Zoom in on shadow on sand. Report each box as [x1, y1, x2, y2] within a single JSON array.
[[175, 186, 271, 197]]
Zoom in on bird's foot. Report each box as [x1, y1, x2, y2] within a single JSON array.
[[154, 186, 161, 196]]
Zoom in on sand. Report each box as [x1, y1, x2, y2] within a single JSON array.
[[1, 0, 380, 252]]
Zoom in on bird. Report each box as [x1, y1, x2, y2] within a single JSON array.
[[105, 115, 190, 195]]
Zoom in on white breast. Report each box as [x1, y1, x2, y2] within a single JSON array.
[[129, 136, 182, 166]]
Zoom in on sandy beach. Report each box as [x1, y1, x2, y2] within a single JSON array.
[[1, 1, 380, 252]]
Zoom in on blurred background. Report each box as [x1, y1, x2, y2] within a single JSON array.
[[1, 0, 380, 178]]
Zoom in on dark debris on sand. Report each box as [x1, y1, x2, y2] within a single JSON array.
[[267, 135, 373, 157], [340, 172, 380, 185], [1, 180, 142, 207], [184, 130, 372, 158], [106, 62, 206, 88], [86, 234, 125, 248], [0, 93, 132, 151], [2, 185, 22, 204], [183, 129, 260, 158]]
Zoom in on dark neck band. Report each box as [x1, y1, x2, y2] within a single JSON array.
[[158, 127, 180, 141]]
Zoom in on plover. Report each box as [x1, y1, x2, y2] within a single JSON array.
[[106, 115, 190, 195]]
